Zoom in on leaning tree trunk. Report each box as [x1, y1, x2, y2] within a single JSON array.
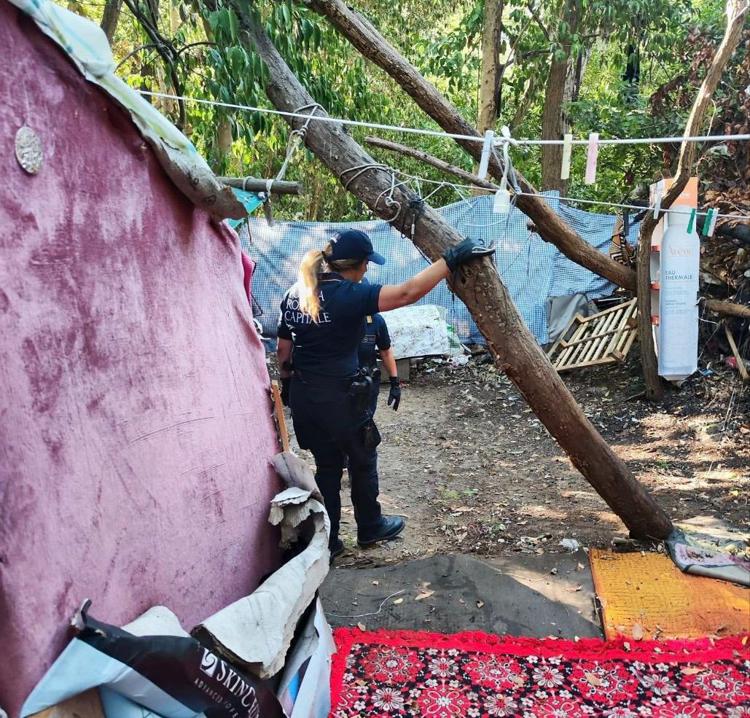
[[303, 0, 637, 291], [231, 1, 673, 540]]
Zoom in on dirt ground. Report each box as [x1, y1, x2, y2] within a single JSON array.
[[290, 353, 749, 567]]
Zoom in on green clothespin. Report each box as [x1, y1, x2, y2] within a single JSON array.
[[686, 208, 696, 234], [702, 208, 718, 236]]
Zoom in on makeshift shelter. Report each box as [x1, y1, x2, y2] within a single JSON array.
[[244, 193, 636, 345], [0, 1, 281, 714]]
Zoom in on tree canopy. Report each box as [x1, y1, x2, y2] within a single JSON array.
[[80, 0, 746, 220]]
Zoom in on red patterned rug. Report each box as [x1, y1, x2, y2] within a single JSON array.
[[331, 628, 749, 717]]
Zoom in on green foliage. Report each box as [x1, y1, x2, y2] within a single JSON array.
[[83, 0, 740, 220]]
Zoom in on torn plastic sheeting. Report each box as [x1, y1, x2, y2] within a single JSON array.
[[276, 598, 335, 718], [193, 487, 330, 679], [9, 0, 245, 220], [20, 602, 278, 718]]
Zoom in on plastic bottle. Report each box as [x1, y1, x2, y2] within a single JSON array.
[[658, 207, 699, 381]]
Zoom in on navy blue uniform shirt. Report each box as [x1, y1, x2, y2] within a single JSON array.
[[358, 314, 391, 371], [277, 273, 382, 377]]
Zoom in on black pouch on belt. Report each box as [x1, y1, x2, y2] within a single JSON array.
[[361, 418, 382, 450], [348, 374, 373, 415]]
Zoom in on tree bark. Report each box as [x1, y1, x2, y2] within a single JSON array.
[[100, 0, 123, 42], [365, 136, 499, 192], [303, 0, 637, 292], [539, 1, 582, 192], [474, 0, 503, 191], [477, 0, 503, 133], [704, 298, 750, 320], [235, 1, 673, 540], [636, 0, 748, 400], [540, 55, 570, 191]]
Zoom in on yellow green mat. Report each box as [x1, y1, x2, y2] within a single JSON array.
[[589, 548, 749, 640]]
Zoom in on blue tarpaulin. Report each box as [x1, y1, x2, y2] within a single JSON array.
[[240, 192, 635, 345]]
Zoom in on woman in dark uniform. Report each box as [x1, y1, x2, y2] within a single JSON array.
[[277, 229, 491, 556], [358, 311, 400, 415]]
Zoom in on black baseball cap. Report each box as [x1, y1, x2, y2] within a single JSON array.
[[328, 229, 386, 265]]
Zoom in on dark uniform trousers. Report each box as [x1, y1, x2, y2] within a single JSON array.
[[290, 373, 382, 545]]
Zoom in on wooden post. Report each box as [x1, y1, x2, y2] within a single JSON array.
[[637, 220, 664, 400], [270, 381, 290, 452], [232, 2, 673, 540]]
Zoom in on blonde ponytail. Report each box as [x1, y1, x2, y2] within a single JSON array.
[[298, 244, 330, 321], [298, 241, 367, 322]]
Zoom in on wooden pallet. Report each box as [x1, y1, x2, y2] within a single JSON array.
[[547, 298, 638, 372]]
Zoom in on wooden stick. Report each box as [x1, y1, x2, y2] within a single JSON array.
[[233, 1, 674, 540], [270, 381, 290, 452], [218, 177, 303, 195], [724, 323, 749, 381], [32, 690, 105, 718], [703, 298, 750, 320], [365, 136, 498, 192]]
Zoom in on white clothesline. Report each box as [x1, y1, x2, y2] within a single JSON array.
[[137, 90, 750, 148], [393, 172, 749, 221]]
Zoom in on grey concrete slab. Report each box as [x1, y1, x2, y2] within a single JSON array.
[[320, 551, 602, 638]]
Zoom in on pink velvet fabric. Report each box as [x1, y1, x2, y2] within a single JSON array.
[[0, 5, 281, 713]]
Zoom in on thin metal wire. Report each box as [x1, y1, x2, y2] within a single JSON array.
[[136, 90, 750, 148], [393, 171, 749, 222]]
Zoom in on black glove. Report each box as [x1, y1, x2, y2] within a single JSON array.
[[442, 237, 495, 272], [387, 376, 401, 411], [280, 377, 290, 407]]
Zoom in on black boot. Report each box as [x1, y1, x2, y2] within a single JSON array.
[[329, 537, 345, 559], [357, 515, 405, 546]]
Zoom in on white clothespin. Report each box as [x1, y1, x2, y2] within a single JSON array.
[[560, 133, 573, 180], [476, 129, 495, 181], [702, 208, 718, 237], [493, 127, 512, 214], [652, 179, 664, 219], [584, 132, 599, 185]]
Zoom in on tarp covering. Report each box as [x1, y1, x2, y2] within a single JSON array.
[[241, 193, 636, 345]]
